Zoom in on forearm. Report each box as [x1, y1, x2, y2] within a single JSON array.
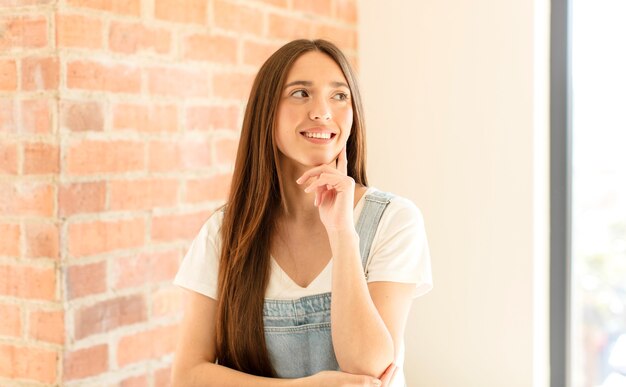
[[173, 361, 309, 387], [329, 230, 394, 377]]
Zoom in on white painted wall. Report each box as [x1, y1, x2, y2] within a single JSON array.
[[359, 1, 550, 386]]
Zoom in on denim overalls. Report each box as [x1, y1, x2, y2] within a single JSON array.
[[263, 190, 394, 377]]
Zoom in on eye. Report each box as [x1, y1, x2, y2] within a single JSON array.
[[332, 92, 350, 101], [291, 89, 309, 98]]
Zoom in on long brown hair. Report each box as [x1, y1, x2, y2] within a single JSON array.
[[215, 39, 368, 376]]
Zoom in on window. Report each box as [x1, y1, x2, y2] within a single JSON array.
[[552, 1, 626, 386], [571, 1, 626, 386]]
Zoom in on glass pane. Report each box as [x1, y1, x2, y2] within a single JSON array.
[[571, 1, 626, 387]]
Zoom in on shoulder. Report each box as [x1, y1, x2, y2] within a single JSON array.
[[366, 188, 425, 227], [197, 207, 225, 241]]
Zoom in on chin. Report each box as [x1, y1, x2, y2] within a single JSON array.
[[301, 154, 335, 167]]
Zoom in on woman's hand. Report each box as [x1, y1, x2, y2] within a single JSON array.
[[304, 370, 380, 386], [296, 146, 355, 232], [378, 363, 399, 386], [302, 364, 398, 387]]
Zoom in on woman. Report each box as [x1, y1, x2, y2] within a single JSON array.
[[172, 39, 432, 386]]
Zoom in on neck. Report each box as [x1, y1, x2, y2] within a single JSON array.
[[277, 157, 321, 224]]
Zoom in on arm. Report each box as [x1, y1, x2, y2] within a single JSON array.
[[298, 148, 422, 381], [171, 289, 301, 387], [171, 289, 385, 387], [329, 232, 414, 377]]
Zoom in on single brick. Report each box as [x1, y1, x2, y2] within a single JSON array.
[[109, 178, 179, 211], [29, 309, 64, 344], [0, 303, 21, 337], [109, 21, 171, 54], [183, 33, 237, 63], [0, 141, 18, 175], [74, 295, 146, 339], [67, 218, 145, 258], [0, 17, 47, 50], [66, 0, 140, 16], [21, 99, 52, 134], [112, 103, 177, 132], [292, 0, 332, 17], [24, 221, 59, 259], [63, 344, 108, 381], [146, 66, 209, 97], [66, 261, 107, 299], [267, 13, 312, 40], [56, 13, 103, 49], [21, 56, 59, 91], [66, 140, 145, 175], [154, 0, 206, 24], [151, 211, 211, 242], [114, 249, 180, 289], [117, 324, 177, 366], [0, 182, 55, 217], [0, 344, 57, 383], [186, 104, 239, 131], [23, 142, 60, 175], [58, 181, 106, 216], [184, 173, 232, 204], [0, 223, 20, 256], [0, 264, 56, 300], [67, 60, 141, 93], [61, 100, 104, 132], [214, 137, 239, 166], [0, 59, 17, 91], [213, 71, 254, 100], [213, 0, 263, 35]]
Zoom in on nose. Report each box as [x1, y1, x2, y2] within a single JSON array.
[[308, 98, 331, 121]]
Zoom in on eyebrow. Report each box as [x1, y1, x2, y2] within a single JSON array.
[[283, 80, 350, 89]]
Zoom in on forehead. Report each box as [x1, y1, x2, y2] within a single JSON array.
[[285, 51, 348, 84]]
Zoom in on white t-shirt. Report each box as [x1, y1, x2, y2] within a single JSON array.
[[175, 187, 432, 299], [174, 187, 433, 384]]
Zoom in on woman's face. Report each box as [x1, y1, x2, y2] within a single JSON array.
[[275, 51, 353, 169]]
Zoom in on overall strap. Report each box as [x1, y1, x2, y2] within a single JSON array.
[[355, 190, 394, 278]]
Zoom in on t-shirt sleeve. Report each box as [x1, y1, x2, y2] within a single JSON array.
[[173, 211, 222, 300], [365, 197, 433, 298]]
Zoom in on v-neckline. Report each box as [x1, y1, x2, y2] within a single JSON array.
[[269, 186, 373, 290], [270, 256, 332, 290]]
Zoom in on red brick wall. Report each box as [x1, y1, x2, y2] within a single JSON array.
[[0, 0, 357, 385]]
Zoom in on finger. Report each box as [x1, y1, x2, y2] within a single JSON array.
[[379, 363, 396, 382], [304, 173, 348, 193], [381, 366, 399, 387], [318, 189, 327, 207], [298, 174, 317, 188], [296, 165, 341, 184], [314, 185, 324, 207], [336, 145, 348, 175]]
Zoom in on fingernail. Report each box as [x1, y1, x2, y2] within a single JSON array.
[[314, 197, 318, 206], [372, 379, 382, 387], [296, 178, 302, 184]]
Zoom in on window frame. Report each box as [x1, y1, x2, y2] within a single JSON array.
[[550, 0, 572, 386]]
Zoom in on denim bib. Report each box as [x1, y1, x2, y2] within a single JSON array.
[[263, 190, 394, 377]]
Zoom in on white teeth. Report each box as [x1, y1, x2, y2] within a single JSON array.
[[303, 132, 332, 139]]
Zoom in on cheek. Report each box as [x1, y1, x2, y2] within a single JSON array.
[[275, 107, 294, 143], [338, 107, 353, 137], [277, 104, 301, 127]]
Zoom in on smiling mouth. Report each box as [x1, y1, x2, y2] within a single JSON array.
[[301, 132, 336, 140]]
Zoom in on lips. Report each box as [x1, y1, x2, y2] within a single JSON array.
[[299, 127, 337, 139], [299, 129, 336, 144], [301, 132, 336, 139]]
